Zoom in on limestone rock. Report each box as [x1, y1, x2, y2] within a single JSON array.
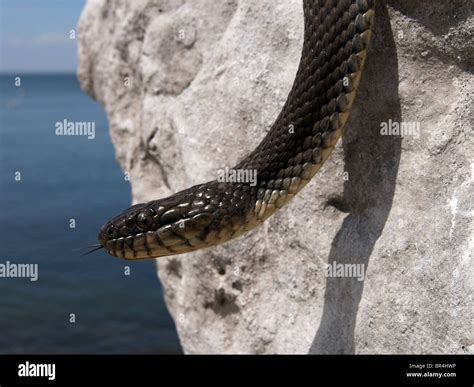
[[78, 0, 473, 354]]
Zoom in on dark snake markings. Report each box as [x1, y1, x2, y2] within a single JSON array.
[[98, 0, 376, 260]]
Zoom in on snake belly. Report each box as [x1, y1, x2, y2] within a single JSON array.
[[98, 0, 376, 260]]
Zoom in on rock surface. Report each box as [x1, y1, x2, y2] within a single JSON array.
[[78, 0, 473, 354]]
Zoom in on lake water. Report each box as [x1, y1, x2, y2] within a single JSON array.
[[0, 74, 182, 354]]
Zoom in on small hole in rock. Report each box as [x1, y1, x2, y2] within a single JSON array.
[[232, 280, 243, 291]]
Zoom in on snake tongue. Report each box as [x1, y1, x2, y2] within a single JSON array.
[[81, 244, 104, 256]]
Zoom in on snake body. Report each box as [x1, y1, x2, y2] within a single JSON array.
[[98, 0, 376, 260]]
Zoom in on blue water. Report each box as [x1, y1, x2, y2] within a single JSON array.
[[0, 74, 182, 353]]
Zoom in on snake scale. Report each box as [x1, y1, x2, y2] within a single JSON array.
[[98, 0, 376, 260]]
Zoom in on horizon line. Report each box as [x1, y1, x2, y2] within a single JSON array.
[[0, 70, 78, 75]]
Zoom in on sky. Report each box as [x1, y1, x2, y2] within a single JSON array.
[[0, 0, 85, 73]]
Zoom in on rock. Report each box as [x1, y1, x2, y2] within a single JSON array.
[[78, 0, 473, 354]]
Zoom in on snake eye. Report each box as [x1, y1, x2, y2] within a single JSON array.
[[137, 211, 153, 229]]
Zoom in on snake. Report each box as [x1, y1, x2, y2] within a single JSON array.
[[96, 0, 376, 260]]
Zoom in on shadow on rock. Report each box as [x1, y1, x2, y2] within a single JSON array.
[[309, 1, 402, 354]]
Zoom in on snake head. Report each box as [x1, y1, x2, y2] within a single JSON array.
[[98, 186, 216, 259]]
